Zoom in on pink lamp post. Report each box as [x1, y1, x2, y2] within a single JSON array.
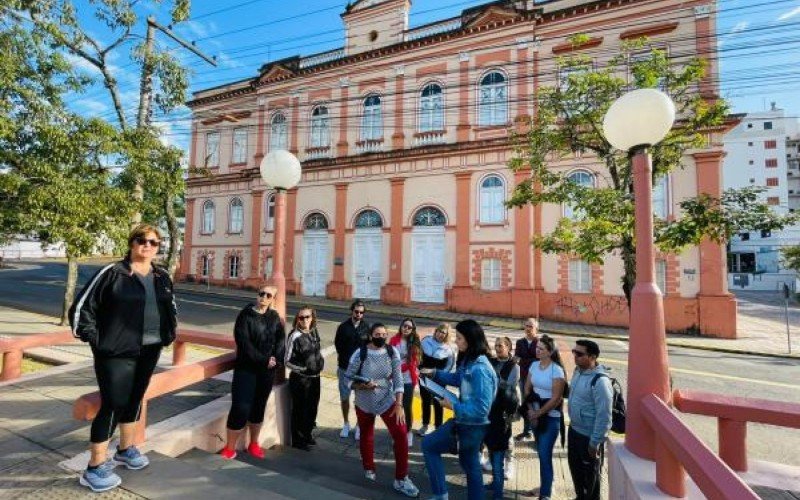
[[259, 150, 302, 322], [603, 89, 676, 460]]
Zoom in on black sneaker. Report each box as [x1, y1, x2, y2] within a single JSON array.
[[514, 431, 532, 441]]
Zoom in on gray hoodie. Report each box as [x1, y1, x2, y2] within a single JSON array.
[[567, 365, 613, 448]]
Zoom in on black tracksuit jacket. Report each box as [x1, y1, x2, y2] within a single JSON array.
[[233, 305, 286, 370]]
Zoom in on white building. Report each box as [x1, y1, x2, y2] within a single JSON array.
[[724, 104, 800, 291], [0, 237, 66, 260]]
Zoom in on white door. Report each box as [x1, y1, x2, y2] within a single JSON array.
[[353, 229, 383, 299], [411, 227, 446, 303], [302, 231, 329, 296]]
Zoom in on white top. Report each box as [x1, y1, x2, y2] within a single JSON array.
[[398, 339, 412, 385], [529, 361, 566, 418]]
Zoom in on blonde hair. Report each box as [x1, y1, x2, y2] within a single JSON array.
[[435, 323, 453, 342]]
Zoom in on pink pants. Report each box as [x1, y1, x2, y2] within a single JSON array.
[[355, 405, 409, 480]]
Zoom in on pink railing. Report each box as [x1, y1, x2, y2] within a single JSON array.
[[0, 330, 75, 381], [640, 394, 759, 499]]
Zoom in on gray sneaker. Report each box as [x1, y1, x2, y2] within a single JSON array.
[[113, 445, 149, 470], [79, 461, 121, 492]]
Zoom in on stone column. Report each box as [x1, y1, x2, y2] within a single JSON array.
[[511, 169, 538, 316], [285, 188, 299, 295], [381, 177, 410, 304], [326, 183, 351, 300], [246, 190, 264, 288], [456, 52, 471, 142], [392, 66, 405, 149]]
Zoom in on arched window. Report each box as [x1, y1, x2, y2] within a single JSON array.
[[304, 212, 329, 230], [478, 71, 507, 126], [563, 170, 595, 220], [265, 193, 275, 231], [355, 209, 383, 228], [270, 112, 288, 151], [229, 255, 240, 279], [419, 83, 444, 132], [361, 94, 382, 140], [228, 198, 244, 234], [202, 200, 215, 234], [310, 106, 330, 148], [413, 206, 446, 226], [479, 175, 505, 224]]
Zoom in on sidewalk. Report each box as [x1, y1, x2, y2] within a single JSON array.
[[176, 283, 800, 359]]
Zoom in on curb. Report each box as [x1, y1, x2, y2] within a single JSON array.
[[175, 285, 800, 361]]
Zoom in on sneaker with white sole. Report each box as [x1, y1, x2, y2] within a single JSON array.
[[479, 453, 491, 472], [407, 431, 413, 447], [416, 425, 429, 437], [354, 425, 360, 441], [79, 461, 121, 492], [364, 470, 376, 481], [113, 445, 149, 470], [340, 423, 351, 439], [393, 476, 420, 498]]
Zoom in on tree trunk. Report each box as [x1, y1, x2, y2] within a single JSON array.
[[164, 193, 180, 279], [620, 237, 636, 310], [60, 253, 79, 326]]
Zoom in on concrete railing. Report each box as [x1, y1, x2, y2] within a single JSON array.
[[673, 389, 800, 472], [0, 330, 75, 381], [640, 394, 759, 499]]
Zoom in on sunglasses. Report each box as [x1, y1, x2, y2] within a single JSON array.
[[258, 291, 274, 298], [402, 324, 413, 329], [571, 349, 588, 358], [353, 310, 365, 315], [134, 237, 160, 247], [298, 314, 312, 320]]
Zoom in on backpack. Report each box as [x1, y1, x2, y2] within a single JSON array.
[[591, 373, 626, 434], [356, 344, 396, 377], [491, 359, 520, 424]]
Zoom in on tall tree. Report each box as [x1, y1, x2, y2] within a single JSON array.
[[508, 37, 796, 306]]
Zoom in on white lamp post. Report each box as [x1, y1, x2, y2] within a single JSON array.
[[602, 89, 675, 460], [259, 150, 302, 322]]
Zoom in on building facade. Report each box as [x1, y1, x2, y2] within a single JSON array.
[[182, 0, 737, 337], [724, 105, 800, 291]]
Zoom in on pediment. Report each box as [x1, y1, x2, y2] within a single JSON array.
[[257, 57, 301, 84], [463, 5, 520, 29]]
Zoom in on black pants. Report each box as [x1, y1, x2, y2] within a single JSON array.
[[567, 427, 603, 500], [289, 372, 320, 445], [420, 385, 443, 428], [226, 365, 275, 431], [91, 344, 162, 443]]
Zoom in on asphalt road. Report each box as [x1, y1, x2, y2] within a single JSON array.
[[2, 260, 799, 468]]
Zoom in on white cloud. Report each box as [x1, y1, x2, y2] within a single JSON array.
[[181, 20, 218, 40], [75, 99, 110, 115], [729, 21, 748, 34], [778, 5, 800, 21], [216, 52, 244, 69]]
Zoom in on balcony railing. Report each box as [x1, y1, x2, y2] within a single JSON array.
[[356, 138, 384, 154], [305, 146, 331, 160], [299, 48, 345, 69], [414, 130, 447, 146], [404, 18, 462, 42]]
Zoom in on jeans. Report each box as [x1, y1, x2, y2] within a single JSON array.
[[535, 416, 561, 497], [567, 427, 603, 500], [355, 406, 409, 480], [422, 419, 488, 500], [488, 450, 505, 499]]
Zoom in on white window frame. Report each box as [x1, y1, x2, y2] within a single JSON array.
[[479, 174, 506, 224], [563, 170, 595, 220], [568, 259, 592, 293], [478, 71, 508, 127], [653, 175, 670, 219], [202, 200, 215, 234], [270, 112, 288, 151], [361, 94, 383, 140], [228, 198, 244, 234], [481, 258, 502, 290], [232, 127, 248, 164], [656, 259, 667, 294], [205, 132, 220, 167], [419, 83, 444, 132], [265, 193, 275, 231], [310, 106, 330, 148], [229, 255, 240, 279], [264, 256, 274, 278]]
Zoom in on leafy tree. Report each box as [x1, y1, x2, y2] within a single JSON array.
[[508, 37, 796, 305], [781, 245, 800, 274]]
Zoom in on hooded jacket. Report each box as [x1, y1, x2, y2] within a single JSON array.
[[567, 365, 613, 448], [69, 259, 177, 358], [233, 305, 285, 369]]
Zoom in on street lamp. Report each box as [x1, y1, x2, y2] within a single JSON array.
[[259, 150, 302, 321], [603, 89, 675, 460]]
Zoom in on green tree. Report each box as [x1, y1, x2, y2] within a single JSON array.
[[508, 37, 796, 306], [781, 246, 800, 274]]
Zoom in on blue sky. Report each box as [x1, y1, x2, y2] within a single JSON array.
[[65, 0, 800, 151]]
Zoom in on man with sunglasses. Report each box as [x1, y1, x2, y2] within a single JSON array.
[[334, 299, 370, 439], [567, 340, 612, 500]]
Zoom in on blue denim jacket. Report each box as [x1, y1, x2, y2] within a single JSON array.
[[434, 354, 498, 425]]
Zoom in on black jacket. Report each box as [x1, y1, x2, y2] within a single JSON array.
[[334, 319, 369, 370], [69, 260, 177, 358], [285, 328, 324, 377], [234, 305, 285, 369]]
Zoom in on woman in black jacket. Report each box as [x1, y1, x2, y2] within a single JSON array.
[[285, 306, 324, 450], [69, 224, 177, 493], [219, 285, 285, 460]]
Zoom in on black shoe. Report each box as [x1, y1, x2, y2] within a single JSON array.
[[515, 431, 532, 441], [292, 442, 311, 452]]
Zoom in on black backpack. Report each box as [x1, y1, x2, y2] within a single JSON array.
[[356, 344, 396, 377], [491, 359, 520, 424], [591, 373, 626, 434]]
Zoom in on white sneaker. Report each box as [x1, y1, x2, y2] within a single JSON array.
[[504, 459, 515, 480], [340, 423, 350, 439], [407, 431, 413, 447], [393, 476, 420, 498], [416, 425, 429, 437], [364, 470, 376, 481], [354, 425, 360, 441], [480, 452, 491, 472]]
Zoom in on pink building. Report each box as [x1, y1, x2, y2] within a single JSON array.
[[182, 0, 737, 337]]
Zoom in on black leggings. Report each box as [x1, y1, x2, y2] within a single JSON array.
[[226, 366, 275, 431], [420, 385, 444, 428], [91, 345, 162, 444], [289, 373, 320, 445]]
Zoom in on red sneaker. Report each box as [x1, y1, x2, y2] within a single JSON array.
[[219, 447, 237, 460], [247, 442, 265, 459]]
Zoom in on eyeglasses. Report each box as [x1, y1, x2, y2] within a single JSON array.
[[134, 237, 160, 247], [402, 324, 413, 329], [258, 291, 274, 298], [297, 314, 312, 320], [571, 349, 588, 358], [353, 310, 365, 316]]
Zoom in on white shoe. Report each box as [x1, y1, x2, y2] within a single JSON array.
[[340, 423, 350, 439], [407, 431, 413, 447], [504, 459, 515, 480], [393, 476, 420, 498], [354, 425, 360, 441], [480, 453, 491, 472], [364, 470, 376, 481], [416, 425, 429, 437]]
